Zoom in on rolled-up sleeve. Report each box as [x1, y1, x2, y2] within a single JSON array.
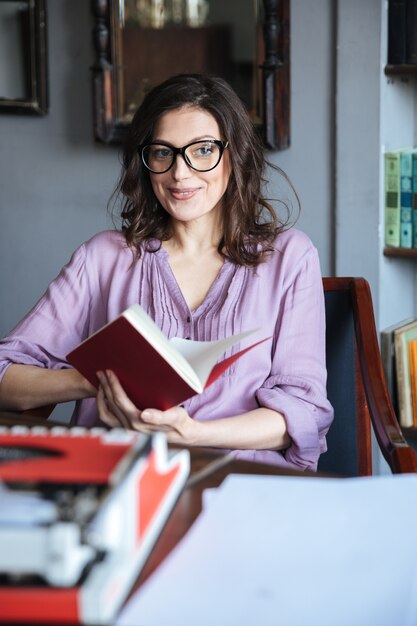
[[0, 244, 91, 381], [256, 246, 334, 471]]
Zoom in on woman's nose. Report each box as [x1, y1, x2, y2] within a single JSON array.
[[171, 154, 192, 179]]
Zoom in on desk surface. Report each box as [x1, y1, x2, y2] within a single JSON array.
[[136, 448, 306, 590]]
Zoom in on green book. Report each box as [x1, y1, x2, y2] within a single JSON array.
[[384, 151, 401, 247], [400, 150, 413, 248]]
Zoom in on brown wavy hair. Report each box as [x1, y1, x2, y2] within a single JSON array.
[[115, 73, 297, 266]]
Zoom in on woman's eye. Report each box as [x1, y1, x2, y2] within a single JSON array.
[[194, 144, 214, 157], [153, 148, 172, 160]]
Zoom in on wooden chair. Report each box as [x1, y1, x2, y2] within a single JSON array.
[[319, 277, 417, 476]]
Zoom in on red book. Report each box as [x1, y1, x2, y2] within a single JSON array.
[[66, 304, 268, 410]]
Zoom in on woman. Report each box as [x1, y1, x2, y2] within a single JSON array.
[[0, 74, 333, 470]]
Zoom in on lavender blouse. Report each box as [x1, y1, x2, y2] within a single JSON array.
[[0, 229, 333, 470]]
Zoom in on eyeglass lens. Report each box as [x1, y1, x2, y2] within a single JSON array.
[[142, 140, 223, 173]]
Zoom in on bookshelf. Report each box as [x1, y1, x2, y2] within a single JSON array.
[[385, 64, 417, 75], [384, 3, 417, 259], [384, 246, 417, 258]]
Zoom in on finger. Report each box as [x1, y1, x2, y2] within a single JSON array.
[[97, 370, 137, 429], [103, 370, 139, 415], [98, 371, 161, 434], [140, 408, 189, 444], [97, 379, 138, 431], [96, 385, 124, 428], [141, 406, 187, 430], [96, 370, 116, 408], [140, 409, 166, 426]]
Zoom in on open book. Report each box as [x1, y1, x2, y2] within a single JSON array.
[[66, 304, 267, 410]]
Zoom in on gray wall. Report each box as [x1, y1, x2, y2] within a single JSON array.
[[335, 1, 382, 299], [0, 1, 116, 336], [271, 0, 335, 271]]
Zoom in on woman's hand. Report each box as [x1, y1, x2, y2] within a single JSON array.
[[96, 370, 195, 444], [96, 369, 290, 452]]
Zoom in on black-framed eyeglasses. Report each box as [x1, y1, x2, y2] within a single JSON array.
[[139, 139, 229, 174]]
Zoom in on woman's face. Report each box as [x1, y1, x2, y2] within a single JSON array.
[[148, 107, 231, 225]]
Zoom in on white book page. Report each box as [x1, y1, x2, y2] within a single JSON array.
[[124, 305, 259, 392], [116, 474, 417, 626], [169, 329, 258, 389]]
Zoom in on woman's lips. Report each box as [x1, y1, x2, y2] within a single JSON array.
[[168, 187, 200, 200]]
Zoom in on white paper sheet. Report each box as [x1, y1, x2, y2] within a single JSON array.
[[116, 473, 417, 626]]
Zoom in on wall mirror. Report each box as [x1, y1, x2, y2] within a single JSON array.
[[0, 0, 48, 115], [91, 0, 289, 149]]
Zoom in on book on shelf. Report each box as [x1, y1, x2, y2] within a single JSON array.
[[400, 149, 413, 248], [388, 0, 407, 64], [394, 319, 417, 428], [406, 0, 417, 64], [387, 0, 417, 65], [384, 151, 401, 247], [412, 151, 417, 247], [380, 317, 414, 412], [408, 339, 417, 427], [67, 304, 267, 411]]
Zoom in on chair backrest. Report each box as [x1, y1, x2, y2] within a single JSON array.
[[318, 281, 370, 475], [318, 277, 417, 476]]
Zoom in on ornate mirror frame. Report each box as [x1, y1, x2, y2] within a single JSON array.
[[91, 0, 289, 149], [0, 0, 48, 115]]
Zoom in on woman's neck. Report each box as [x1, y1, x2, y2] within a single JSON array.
[[165, 212, 223, 257]]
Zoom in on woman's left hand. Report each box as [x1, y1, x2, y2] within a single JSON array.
[[96, 369, 194, 444]]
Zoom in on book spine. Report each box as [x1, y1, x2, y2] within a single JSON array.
[[406, 0, 417, 63], [412, 152, 417, 247], [400, 150, 413, 248], [385, 151, 401, 247], [409, 339, 417, 428], [395, 333, 414, 427], [388, 0, 407, 64], [380, 331, 393, 397]]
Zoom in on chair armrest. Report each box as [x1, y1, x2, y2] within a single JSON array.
[[351, 278, 417, 473]]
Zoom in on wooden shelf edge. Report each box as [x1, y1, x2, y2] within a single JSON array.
[[383, 246, 417, 259], [385, 64, 417, 75]]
